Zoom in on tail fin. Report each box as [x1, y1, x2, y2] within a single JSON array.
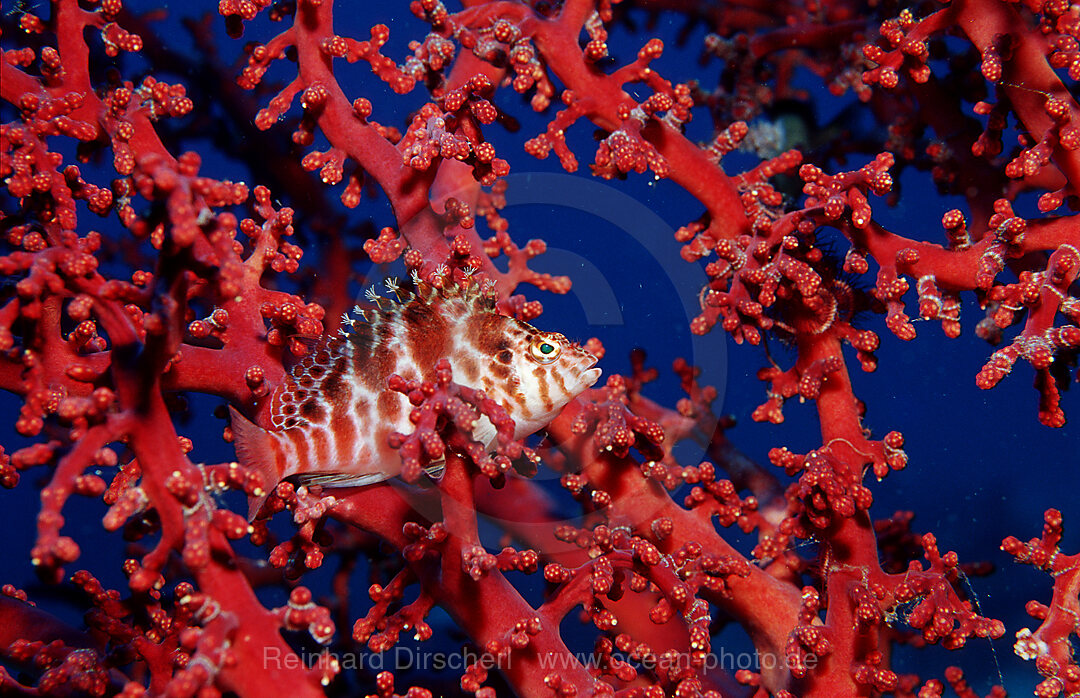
[[229, 406, 282, 521]]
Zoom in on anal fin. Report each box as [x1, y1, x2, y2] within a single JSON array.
[[294, 471, 391, 488]]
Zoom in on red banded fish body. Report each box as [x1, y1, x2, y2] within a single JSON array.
[[230, 275, 601, 519]]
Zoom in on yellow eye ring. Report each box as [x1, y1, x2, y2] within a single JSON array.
[[529, 338, 561, 364]]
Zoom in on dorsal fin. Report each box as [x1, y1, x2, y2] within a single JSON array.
[[337, 275, 498, 349], [288, 333, 323, 355]]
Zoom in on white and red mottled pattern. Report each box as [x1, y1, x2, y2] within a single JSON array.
[[231, 275, 601, 518]]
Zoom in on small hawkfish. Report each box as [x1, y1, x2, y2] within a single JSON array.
[[230, 275, 602, 519]]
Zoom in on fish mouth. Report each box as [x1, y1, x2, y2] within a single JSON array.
[[581, 366, 603, 388]]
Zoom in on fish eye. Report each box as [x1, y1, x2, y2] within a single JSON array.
[[528, 337, 561, 364]]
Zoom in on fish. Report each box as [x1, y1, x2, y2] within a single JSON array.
[[230, 274, 602, 519]]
